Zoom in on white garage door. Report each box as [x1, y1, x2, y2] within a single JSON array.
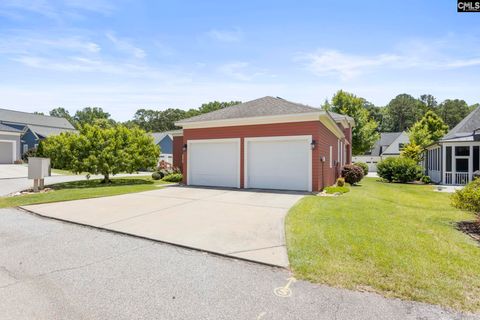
[[188, 138, 240, 188], [245, 136, 312, 192], [0, 141, 15, 164]]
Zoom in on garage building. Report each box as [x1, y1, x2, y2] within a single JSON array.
[[174, 96, 354, 192], [0, 124, 22, 164]]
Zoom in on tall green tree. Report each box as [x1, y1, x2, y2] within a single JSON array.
[[419, 94, 438, 111], [40, 124, 159, 183], [403, 111, 448, 162], [74, 107, 114, 128], [438, 99, 470, 129], [49, 107, 74, 124], [327, 90, 380, 155], [130, 101, 241, 132], [383, 94, 425, 132]]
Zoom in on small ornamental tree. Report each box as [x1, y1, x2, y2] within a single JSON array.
[[451, 178, 480, 222], [341, 164, 364, 185], [401, 143, 423, 163], [41, 124, 160, 183]]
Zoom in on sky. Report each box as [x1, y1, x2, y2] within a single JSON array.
[[0, 0, 479, 121]]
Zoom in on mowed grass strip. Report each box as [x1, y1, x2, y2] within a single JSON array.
[[0, 176, 169, 208], [286, 177, 480, 312]]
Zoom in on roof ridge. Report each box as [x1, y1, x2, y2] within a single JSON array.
[[0, 107, 69, 121]]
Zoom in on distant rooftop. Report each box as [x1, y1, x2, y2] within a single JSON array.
[[0, 108, 75, 130], [0, 123, 22, 133], [442, 106, 480, 141]]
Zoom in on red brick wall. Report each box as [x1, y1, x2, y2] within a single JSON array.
[[179, 120, 344, 192], [172, 136, 184, 171]]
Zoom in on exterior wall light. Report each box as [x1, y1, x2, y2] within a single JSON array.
[[183, 144, 188, 152], [310, 140, 316, 150]]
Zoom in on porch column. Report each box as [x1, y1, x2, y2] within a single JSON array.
[[452, 146, 456, 185], [442, 145, 446, 184], [470, 145, 474, 182]]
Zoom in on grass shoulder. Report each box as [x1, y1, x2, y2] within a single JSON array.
[[0, 176, 170, 208], [286, 177, 480, 312]]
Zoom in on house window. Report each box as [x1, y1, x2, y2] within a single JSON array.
[[329, 146, 332, 168], [23, 144, 28, 154], [446, 147, 452, 172], [455, 146, 470, 156], [34, 144, 38, 149], [398, 143, 405, 151], [474, 146, 479, 172]]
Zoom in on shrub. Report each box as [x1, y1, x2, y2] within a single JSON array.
[[377, 157, 423, 183], [341, 164, 364, 185], [354, 162, 369, 176], [162, 173, 183, 182], [421, 175, 432, 184], [336, 177, 345, 187], [451, 178, 480, 220], [151, 172, 162, 180], [325, 186, 350, 194], [21, 148, 38, 162]]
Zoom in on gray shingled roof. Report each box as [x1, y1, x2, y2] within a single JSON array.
[[151, 132, 172, 145], [442, 106, 480, 141], [27, 124, 76, 138], [328, 111, 355, 123], [0, 123, 22, 133], [0, 108, 75, 129], [177, 96, 321, 124], [370, 132, 403, 156]]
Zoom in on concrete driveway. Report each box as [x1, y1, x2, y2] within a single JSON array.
[[0, 164, 46, 179], [23, 186, 305, 267]]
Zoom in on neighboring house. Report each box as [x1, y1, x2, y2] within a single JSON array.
[[352, 132, 409, 172], [173, 96, 354, 192], [0, 108, 76, 157], [0, 123, 22, 164], [151, 130, 182, 164], [425, 106, 480, 185]]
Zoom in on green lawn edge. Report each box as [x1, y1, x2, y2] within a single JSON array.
[[285, 177, 480, 312], [0, 176, 171, 208]]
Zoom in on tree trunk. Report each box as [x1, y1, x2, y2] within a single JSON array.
[[102, 173, 111, 184]]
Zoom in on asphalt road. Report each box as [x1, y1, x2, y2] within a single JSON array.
[[0, 208, 477, 320]]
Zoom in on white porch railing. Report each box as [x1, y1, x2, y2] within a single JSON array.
[[455, 172, 470, 185], [444, 172, 470, 185], [445, 172, 452, 184]]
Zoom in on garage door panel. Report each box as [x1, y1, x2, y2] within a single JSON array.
[[246, 137, 311, 192], [189, 140, 239, 188], [0, 142, 14, 164]]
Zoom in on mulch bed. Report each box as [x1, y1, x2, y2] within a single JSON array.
[[456, 221, 480, 243]]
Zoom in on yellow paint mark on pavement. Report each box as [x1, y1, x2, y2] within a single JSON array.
[[274, 277, 296, 298]]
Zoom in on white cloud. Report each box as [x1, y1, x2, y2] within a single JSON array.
[[299, 50, 400, 80], [218, 62, 268, 81], [300, 38, 480, 80], [106, 32, 146, 59], [207, 28, 243, 42]]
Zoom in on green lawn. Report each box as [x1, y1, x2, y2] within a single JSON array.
[[0, 176, 169, 208], [286, 177, 480, 312]]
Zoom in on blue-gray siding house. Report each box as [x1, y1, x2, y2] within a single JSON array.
[[151, 130, 182, 164], [0, 108, 76, 156]]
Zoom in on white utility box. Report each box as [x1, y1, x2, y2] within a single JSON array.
[[28, 157, 51, 191]]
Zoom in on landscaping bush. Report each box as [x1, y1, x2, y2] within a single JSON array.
[[325, 186, 350, 194], [354, 162, 369, 176], [21, 148, 38, 162], [336, 177, 345, 187], [151, 172, 162, 180], [451, 178, 480, 220], [341, 164, 364, 185], [377, 157, 423, 183], [162, 173, 183, 182], [421, 175, 432, 184], [157, 160, 181, 177]]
